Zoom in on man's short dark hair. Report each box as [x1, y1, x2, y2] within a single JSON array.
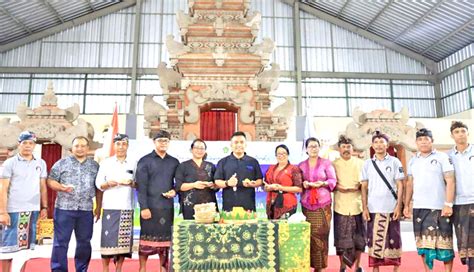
[[72, 136, 90, 145], [337, 135, 353, 147], [153, 130, 171, 140], [230, 131, 246, 140], [450, 121, 468, 133]]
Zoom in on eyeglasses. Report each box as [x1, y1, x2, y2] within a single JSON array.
[[192, 147, 206, 150], [156, 138, 170, 143], [276, 152, 288, 156], [307, 145, 319, 149]]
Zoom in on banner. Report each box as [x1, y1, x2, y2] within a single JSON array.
[[127, 140, 335, 234]]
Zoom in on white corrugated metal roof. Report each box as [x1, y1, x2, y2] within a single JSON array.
[[302, 0, 474, 62], [0, 0, 121, 46]]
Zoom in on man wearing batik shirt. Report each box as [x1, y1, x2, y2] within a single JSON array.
[[448, 121, 474, 271], [333, 135, 365, 272], [136, 130, 179, 272], [0, 131, 47, 272], [95, 134, 136, 272], [361, 131, 404, 272], [404, 128, 455, 272], [215, 131, 263, 212], [47, 136, 101, 272]]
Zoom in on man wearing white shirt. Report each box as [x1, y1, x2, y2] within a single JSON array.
[[404, 128, 455, 272], [95, 134, 136, 272], [361, 131, 404, 272], [448, 121, 474, 272]]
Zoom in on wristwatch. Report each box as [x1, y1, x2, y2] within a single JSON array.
[[225, 180, 229, 187], [444, 202, 453, 208]]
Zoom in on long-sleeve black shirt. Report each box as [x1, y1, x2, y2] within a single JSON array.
[[135, 151, 179, 210]]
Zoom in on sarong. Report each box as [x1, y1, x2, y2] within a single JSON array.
[[0, 211, 39, 258], [303, 205, 331, 269], [453, 204, 474, 270], [139, 208, 173, 268], [100, 209, 133, 258], [367, 213, 401, 267], [333, 212, 366, 267], [413, 208, 454, 269]]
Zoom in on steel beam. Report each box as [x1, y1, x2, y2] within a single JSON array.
[[42, 0, 65, 23], [393, 0, 444, 42], [293, 1, 303, 115], [0, 66, 436, 82], [365, 0, 393, 31], [0, 0, 137, 53], [0, 6, 32, 34], [336, 0, 350, 18], [437, 56, 474, 79], [283, 0, 437, 73], [126, 0, 142, 138], [422, 18, 474, 54]]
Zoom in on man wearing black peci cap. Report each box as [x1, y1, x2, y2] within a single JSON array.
[[405, 128, 455, 271], [95, 133, 136, 272], [135, 130, 179, 272]]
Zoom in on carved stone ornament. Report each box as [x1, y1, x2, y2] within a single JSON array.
[[212, 46, 228, 66], [185, 83, 254, 124], [345, 107, 424, 151], [257, 63, 280, 92], [0, 82, 98, 160]]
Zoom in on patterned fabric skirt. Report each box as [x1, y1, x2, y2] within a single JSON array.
[[453, 204, 474, 268], [139, 207, 173, 265], [367, 213, 401, 267], [413, 208, 454, 269], [333, 212, 366, 267], [100, 209, 133, 257], [0, 211, 39, 259], [303, 205, 331, 269]]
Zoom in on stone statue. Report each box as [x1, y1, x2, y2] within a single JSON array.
[[176, 10, 196, 36], [257, 63, 280, 92], [249, 38, 275, 65], [157, 62, 182, 92], [243, 11, 261, 28], [165, 34, 191, 58], [65, 104, 80, 122], [41, 81, 58, 106], [54, 119, 93, 150], [0, 118, 22, 149], [272, 97, 294, 121], [143, 95, 167, 123]]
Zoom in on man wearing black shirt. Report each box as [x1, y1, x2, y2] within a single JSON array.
[[136, 130, 179, 272], [215, 131, 263, 211]]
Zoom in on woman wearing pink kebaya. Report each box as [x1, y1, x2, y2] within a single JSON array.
[[299, 137, 336, 272]]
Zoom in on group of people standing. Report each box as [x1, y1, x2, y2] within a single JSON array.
[[0, 121, 472, 272]]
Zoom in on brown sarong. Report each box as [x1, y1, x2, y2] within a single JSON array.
[[303, 205, 331, 269], [333, 212, 366, 267], [453, 204, 474, 268], [367, 213, 401, 267]]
